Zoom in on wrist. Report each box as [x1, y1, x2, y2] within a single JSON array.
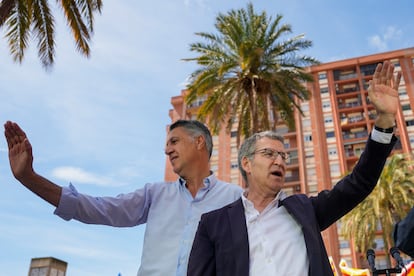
[[375, 113, 396, 129], [374, 125, 395, 133]]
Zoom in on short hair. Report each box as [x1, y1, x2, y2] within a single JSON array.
[[169, 120, 213, 158], [238, 131, 284, 183]]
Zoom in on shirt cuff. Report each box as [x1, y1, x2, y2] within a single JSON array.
[[53, 183, 79, 221], [371, 128, 393, 144]]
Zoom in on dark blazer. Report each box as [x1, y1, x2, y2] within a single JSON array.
[[394, 206, 414, 258], [188, 136, 396, 276]]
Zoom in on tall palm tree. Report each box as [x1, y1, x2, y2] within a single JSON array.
[[0, 0, 102, 70], [340, 153, 414, 266], [183, 2, 319, 142]]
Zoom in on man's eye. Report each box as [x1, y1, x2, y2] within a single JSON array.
[[263, 150, 274, 157]]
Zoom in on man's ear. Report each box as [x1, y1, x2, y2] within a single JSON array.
[[241, 156, 251, 175], [195, 135, 205, 150]]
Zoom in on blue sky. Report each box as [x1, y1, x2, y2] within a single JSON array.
[[0, 1, 413, 275]]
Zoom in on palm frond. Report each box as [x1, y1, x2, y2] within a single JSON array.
[[31, 0, 55, 69], [59, 0, 91, 56], [0, 0, 16, 26], [6, 0, 30, 63]]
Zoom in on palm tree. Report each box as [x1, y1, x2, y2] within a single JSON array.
[[0, 0, 102, 70], [341, 153, 414, 267], [183, 2, 319, 142]]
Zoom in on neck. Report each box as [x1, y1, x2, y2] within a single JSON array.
[[183, 169, 211, 198], [246, 189, 279, 213]]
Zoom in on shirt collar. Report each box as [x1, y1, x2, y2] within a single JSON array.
[[178, 171, 217, 190], [241, 190, 287, 211]]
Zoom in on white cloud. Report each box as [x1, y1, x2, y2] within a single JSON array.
[[368, 35, 387, 51], [368, 25, 403, 52], [384, 26, 402, 40], [51, 166, 127, 187]]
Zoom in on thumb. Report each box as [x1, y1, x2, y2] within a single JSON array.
[[24, 138, 33, 155]]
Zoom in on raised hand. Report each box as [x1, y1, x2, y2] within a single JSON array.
[[4, 121, 61, 206], [4, 121, 34, 181], [368, 61, 402, 127]]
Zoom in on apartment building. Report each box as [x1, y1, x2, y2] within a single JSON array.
[[165, 47, 414, 269]]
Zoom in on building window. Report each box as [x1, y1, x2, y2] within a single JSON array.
[[304, 135, 312, 142], [324, 117, 333, 124], [188, 96, 207, 108], [230, 131, 237, 137], [319, 73, 327, 80], [330, 163, 340, 174], [402, 104, 411, 111], [322, 101, 331, 109], [340, 240, 350, 249], [320, 87, 329, 94], [399, 89, 407, 96], [406, 119, 414, 126], [326, 131, 335, 138], [360, 63, 377, 76], [230, 163, 238, 169], [301, 102, 309, 112]]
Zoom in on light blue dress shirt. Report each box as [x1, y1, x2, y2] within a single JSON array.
[[54, 174, 242, 276]]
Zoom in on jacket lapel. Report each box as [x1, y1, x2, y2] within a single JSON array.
[[227, 198, 250, 275]]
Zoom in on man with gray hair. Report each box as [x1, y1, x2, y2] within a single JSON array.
[[4, 119, 242, 276], [188, 61, 400, 276]]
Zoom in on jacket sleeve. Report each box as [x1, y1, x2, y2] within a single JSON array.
[[187, 214, 217, 276], [312, 135, 397, 230]]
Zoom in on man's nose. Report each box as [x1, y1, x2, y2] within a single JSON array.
[[272, 155, 283, 166], [165, 145, 173, 155]]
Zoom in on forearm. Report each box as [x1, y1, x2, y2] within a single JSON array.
[[18, 171, 62, 207]]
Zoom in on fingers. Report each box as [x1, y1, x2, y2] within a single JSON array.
[[393, 71, 402, 91], [380, 61, 390, 84], [4, 121, 27, 150], [374, 61, 393, 85], [373, 63, 382, 85], [373, 60, 401, 89], [386, 62, 394, 86]]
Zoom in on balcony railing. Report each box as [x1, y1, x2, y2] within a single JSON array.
[[338, 101, 362, 109]]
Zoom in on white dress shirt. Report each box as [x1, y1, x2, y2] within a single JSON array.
[[242, 191, 309, 275]]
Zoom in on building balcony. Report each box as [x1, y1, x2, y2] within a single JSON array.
[[342, 129, 368, 140]]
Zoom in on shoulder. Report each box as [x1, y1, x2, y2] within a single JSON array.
[[139, 181, 181, 195], [202, 198, 242, 218], [281, 194, 312, 208], [214, 180, 243, 192]]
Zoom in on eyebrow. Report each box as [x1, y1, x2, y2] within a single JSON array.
[[166, 136, 179, 144]]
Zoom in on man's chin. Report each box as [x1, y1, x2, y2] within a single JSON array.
[[172, 167, 181, 175]]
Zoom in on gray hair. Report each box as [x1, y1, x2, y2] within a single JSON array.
[[238, 131, 284, 183], [169, 120, 213, 158]]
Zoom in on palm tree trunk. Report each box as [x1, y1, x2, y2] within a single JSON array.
[[248, 79, 259, 133]]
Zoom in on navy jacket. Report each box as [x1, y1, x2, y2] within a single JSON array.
[[394, 206, 414, 258], [188, 136, 396, 276]]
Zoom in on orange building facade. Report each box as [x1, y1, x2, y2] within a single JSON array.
[[165, 47, 414, 269]]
